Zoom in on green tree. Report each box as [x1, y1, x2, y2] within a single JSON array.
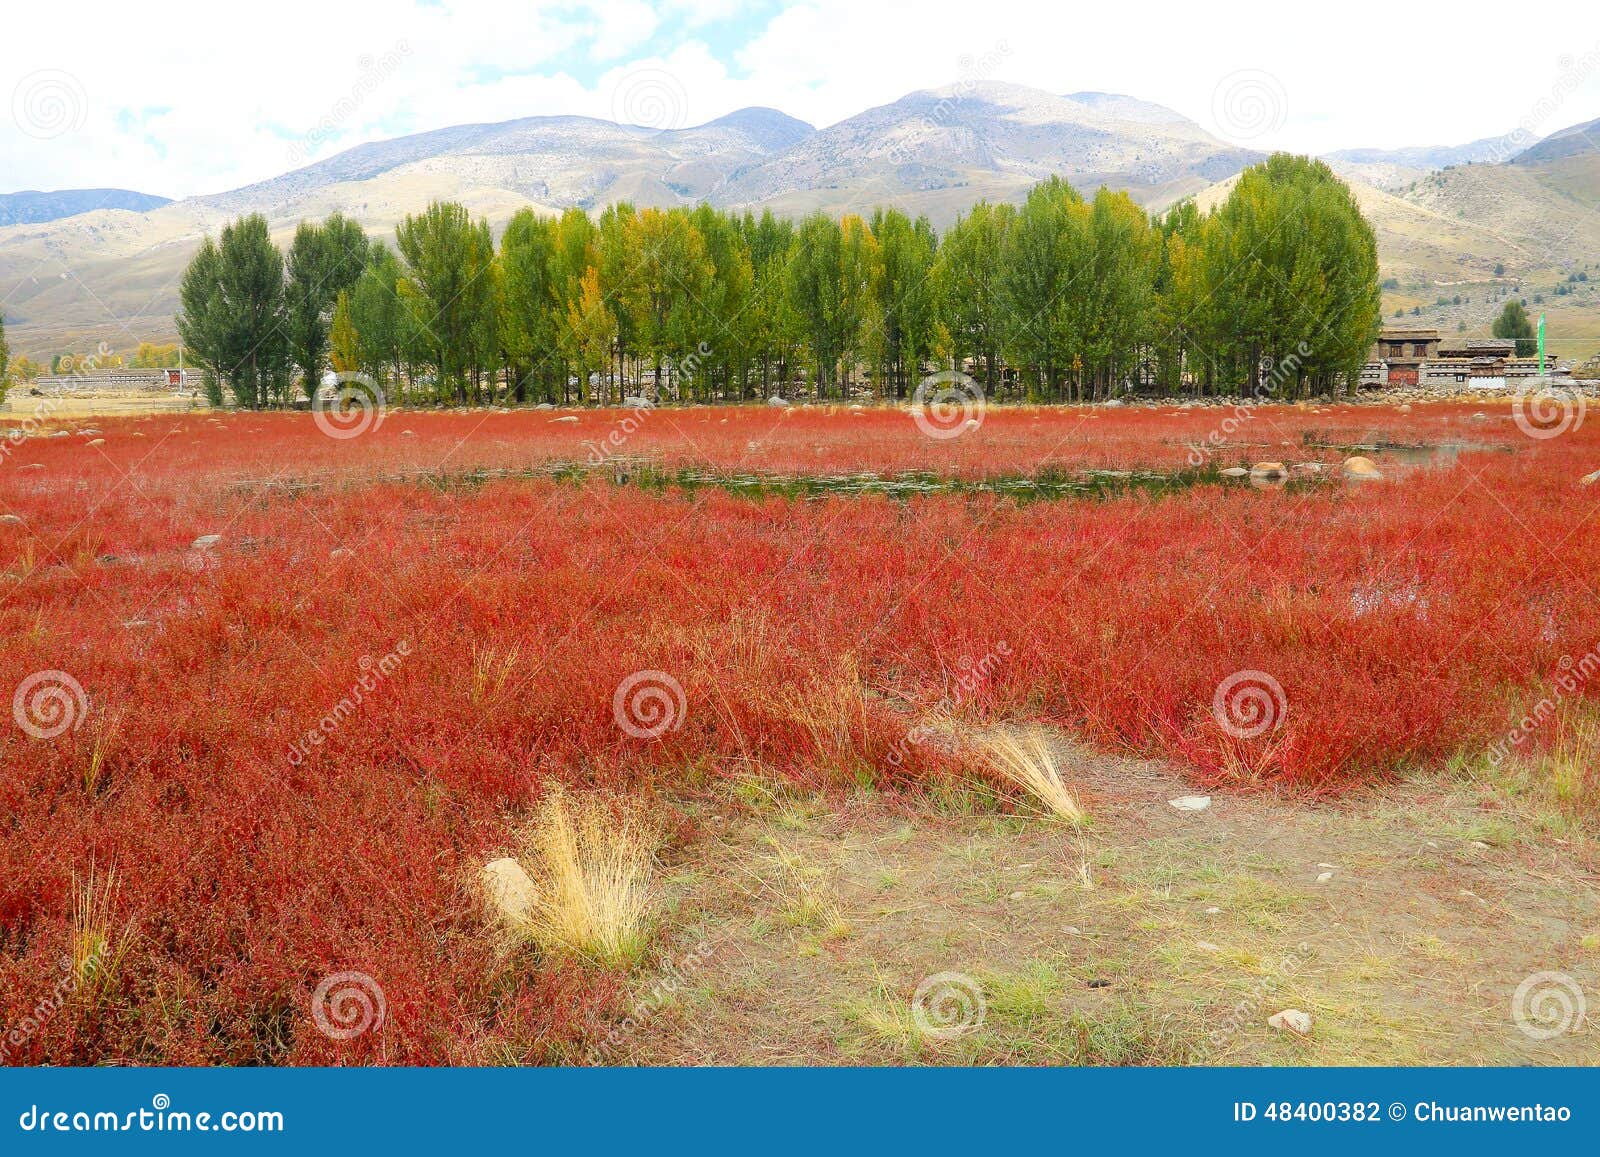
[[1198, 154, 1380, 397], [868, 207, 938, 399], [285, 214, 370, 400], [395, 201, 496, 404], [498, 209, 561, 404], [178, 215, 289, 408], [1492, 299, 1537, 356], [346, 244, 410, 399], [1003, 176, 1084, 400], [621, 208, 711, 401], [786, 212, 878, 398], [934, 201, 1013, 393]]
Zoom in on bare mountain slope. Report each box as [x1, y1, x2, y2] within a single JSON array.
[[716, 82, 1262, 219]]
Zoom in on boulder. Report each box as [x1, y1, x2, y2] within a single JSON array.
[[1342, 455, 1382, 481], [481, 857, 537, 924], [549, 415, 580, 424], [1268, 1009, 1313, 1035], [0, 514, 23, 525], [191, 534, 222, 551], [1582, 469, 1600, 486], [1250, 461, 1287, 478], [622, 396, 653, 409], [1219, 467, 1249, 478], [767, 396, 789, 407], [1169, 795, 1212, 812]]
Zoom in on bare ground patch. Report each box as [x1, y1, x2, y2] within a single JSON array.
[[607, 738, 1599, 1065]]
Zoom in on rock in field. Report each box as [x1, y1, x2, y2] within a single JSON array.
[[1219, 467, 1249, 478], [1581, 468, 1600, 486], [1342, 455, 1382, 481], [1169, 795, 1212, 812], [482, 857, 537, 923], [1268, 1009, 1313, 1035], [1250, 462, 1287, 478], [192, 534, 222, 550]]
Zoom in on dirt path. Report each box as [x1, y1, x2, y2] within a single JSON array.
[[612, 740, 1598, 1065]]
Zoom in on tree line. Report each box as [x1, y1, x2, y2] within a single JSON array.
[[176, 153, 1382, 409]]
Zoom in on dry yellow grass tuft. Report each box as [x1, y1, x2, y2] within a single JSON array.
[[516, 789, 660, 967], [70, 865, 126, 1007], [975, 728, 1086, 824]]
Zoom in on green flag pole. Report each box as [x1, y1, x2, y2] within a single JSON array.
[[1538, 312, 1546, 378]]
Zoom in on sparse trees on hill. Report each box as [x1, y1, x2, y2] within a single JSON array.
[[174, 152, 1384, 410]]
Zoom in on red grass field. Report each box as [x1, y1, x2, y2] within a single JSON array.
[[2, 400, 1598, 1063]]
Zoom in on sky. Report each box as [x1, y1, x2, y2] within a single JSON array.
[[4, 0, 1600, 200]]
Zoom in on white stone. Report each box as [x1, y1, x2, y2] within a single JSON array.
[[1268, 1009, 1313, 1035], [1169, 795, 1212, 812], [482, 857, 537, 924], [1196, 941, 1220, 953], [549, 415, 580, 423], [1315, 871, 1334, 884], [192, 534, 221, 550]]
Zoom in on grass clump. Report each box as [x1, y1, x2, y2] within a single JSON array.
[[518, 789, 660, 967], [976, 728, 1087, 823]]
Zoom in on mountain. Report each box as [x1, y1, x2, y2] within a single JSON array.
[[0, 188, 171, 226], [1511, 116, 1600, 165], [197, 107, 816, 218], [4, 83, 1596, 362], [0, 82, 1261, 356], [1323, 132, 1532, 190], [714, 82, 1262, 220]]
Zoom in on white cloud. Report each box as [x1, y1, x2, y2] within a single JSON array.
[[3, 0, 1598, 199]]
